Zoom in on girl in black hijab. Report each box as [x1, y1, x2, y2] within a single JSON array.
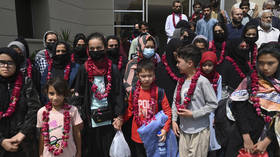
[[242, 24, 259, 65], [0, 47, 40, 157], [72, 33, 88, 65]]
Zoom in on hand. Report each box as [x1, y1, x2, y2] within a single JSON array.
[[242, 134, 254, 153], [1, 138, 19, 152], [157, 129, 167, 142], [75, 151, 82, 157], [172, 121, 180, 137], [10, 132, 25, 146], [113, 116, 123, 130], [177, 108, 193, 117], [252, 137, 271, 154]]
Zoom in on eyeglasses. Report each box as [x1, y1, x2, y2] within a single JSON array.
[[0, 60, 15, 68]]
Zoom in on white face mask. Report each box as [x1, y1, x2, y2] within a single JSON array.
[[143, 48, 155, 59]]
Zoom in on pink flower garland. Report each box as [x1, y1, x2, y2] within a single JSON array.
[[118, 56, 123, 71], [42, 102, 71, 156], [132, 80, 157, 126], [45, 50, 51, 64], [172, 13, 182, 28], [0, 72, 23, 119], [47, 60, 71, 81], [161, 54, 180, 81], [209, 41, 226, 65], [71, 53, 75, 63], [175, 70, 201, 110], [88, 59, 113, 100], [225, 56, 246, 79], [26, 59, 32, 79]]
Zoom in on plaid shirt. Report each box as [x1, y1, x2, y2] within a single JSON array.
[[35, 49, 50, 74]]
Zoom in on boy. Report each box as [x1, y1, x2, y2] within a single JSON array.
[[172, 45, 218, 156], [121, 59, 172, 157]]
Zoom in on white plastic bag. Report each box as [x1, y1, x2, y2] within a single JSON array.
[[109, 131, 131, 157]]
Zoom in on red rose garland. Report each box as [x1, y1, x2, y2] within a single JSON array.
[[172, 13, 182, 28], [71, 53, 75, 63], [26, 59, 32, 78], [45, 50, 51, 64], [118, 56, 123, 71], [87, 59, 112, 100], [161, 54, 180, 81], [248, 45, 258, 70], [47, 60, 71, 81], [209, 41, 226, 65], [225, 56, 246, 79], [42, 102, 71, 156], [175, 70, 201, 110], [0, 72, 23, 119], [133, 80, 157, 126]]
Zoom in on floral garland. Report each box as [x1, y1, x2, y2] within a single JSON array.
[[87, 59, 113, 100], [47, 60, 71, 81], [45, 50, 51, 64], [211, 73, 220, 94], [26, 59, 32, 78], [172, 12, 182, 28], [225, 56, 246, 79], [209, 41, 226, 65], [0, 72, 23, 119], [248, 45, 258, 70], [175, 70, 201, 110], [118, 56, 123, 71], [161, 54, 180, 81], [133, 80, 157, 126], [71, 53, 75, 63], [42, 102, 71, 156]]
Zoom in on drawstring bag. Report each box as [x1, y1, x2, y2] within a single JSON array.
[[109, 131, 131, 157]]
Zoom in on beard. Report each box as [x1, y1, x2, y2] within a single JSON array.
[[261, 21, 272, 30]]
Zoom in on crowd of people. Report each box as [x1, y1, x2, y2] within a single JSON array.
[[1, 0, 280, 156]]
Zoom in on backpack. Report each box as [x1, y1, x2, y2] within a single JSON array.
[[131, 86, 165, 111]]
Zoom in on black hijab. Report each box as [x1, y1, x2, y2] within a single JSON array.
[[73, 33, 88, 64], [165, 38, 182, 77]]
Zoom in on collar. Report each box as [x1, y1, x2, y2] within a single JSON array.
[[258, 25, 275, 32]]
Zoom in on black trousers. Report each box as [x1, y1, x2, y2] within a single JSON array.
[[132, 141, 147, 157]]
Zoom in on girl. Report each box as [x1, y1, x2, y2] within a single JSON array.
[[71, 33, 88, 65], [228, 42, 280, 156], [37, 78, 83, 157], [72, 32, 125, 157], [200, 51, 222, 154], [0, 47, 40, 157], [242, 24, 259, 66], [192, 35, 208, 53]]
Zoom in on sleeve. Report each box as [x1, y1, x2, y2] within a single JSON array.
[[123, 61, 134, 94], [161, 92, 171, 132], [124, 91, 133, 122], [266, 120, 276, 141], [217, 75, 222, 102], [172, 82, 179, 121], [231, 101, 251, 134], [36, 108, 43, 128], [165, 16, 173, 38], [20, 78, 41, 135], [71, 106, 83, 126], [192, 78, 218, 119], [196, 21, 201, 35]]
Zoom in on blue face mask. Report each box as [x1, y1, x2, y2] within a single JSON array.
[[143, 48, 155, 59]]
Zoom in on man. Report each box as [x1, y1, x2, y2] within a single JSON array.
[[256, 10, 280, 48], [35, 31, 58, 74], [226, 8, 244, 40], [196, 4, 218, 41], [240, 1, 251, 25], [128, 22, 149, 60], [165, 0, 188, 43], [247, 0, 280, 30], [189, 2, 203, 23], [233, 0, 258, 18]]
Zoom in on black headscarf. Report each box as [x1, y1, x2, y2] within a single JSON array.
[[165, 38, 183, 78], [72, 33, 87, 64], [52, 41, 71, 70]]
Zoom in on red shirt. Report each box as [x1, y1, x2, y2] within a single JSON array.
[[124, 87, 171, 143]]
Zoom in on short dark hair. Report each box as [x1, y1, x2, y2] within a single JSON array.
[[177, 44, 201, 67], [136, 59, 155, 74], [202, 4, 212, 10], [44, 77, 71, 97], [139, 21, 149, 29], [172, 0, 181, 7], [87, 32, 106, 47], [239, 1, 250, 8], [106, 35, 120, 47], [193, 1, 202, 8]]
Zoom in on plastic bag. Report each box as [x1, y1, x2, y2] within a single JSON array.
[[109, 131, 131, 157]]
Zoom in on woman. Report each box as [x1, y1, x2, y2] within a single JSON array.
[[209, 22, 228, 71], [72, 32, 125, 157], [72, 33, 88, 65], [227, 42, 280, 156], [0, 47, 40, 157]]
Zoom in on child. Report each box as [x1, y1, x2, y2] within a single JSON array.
[[228, 42, 280, 156], [200, 51, 222, 153], [122, 59, 172, 157], [37, 78, 83, 157], [172, 45, 218, 157]]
